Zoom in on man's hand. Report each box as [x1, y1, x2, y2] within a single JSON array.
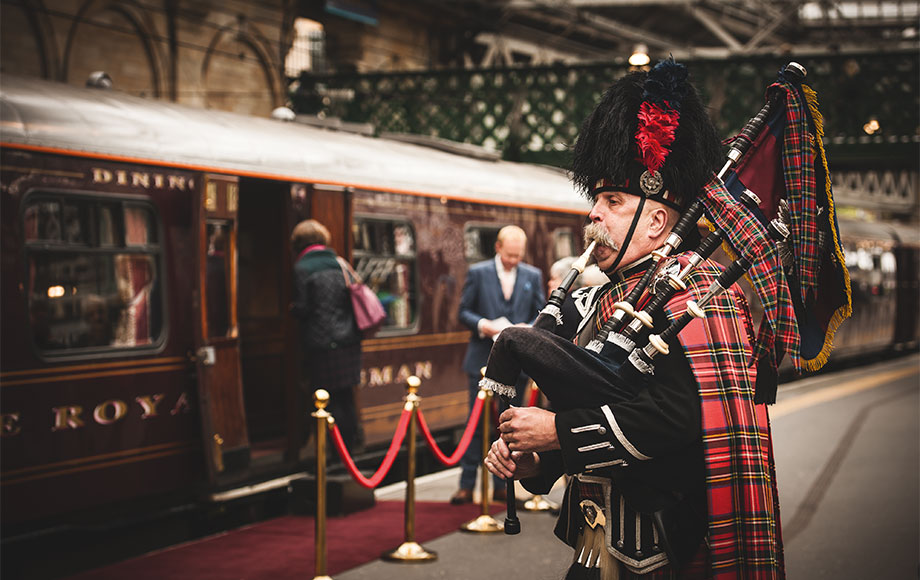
[[479, 318, 502, 338], [484, 437, 540, 480], [497, 407, 560, 452]]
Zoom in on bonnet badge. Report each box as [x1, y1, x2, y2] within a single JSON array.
[[639, 170, 663, 196]]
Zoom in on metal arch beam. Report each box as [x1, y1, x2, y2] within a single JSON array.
[[742, 0, 804, 51], [509, 0, 695, 6], [685, 4, 742, 49], [577, 10, 686, 49], [707, 0, 784, 25], [485, 23, 617, 60], [474, 32, 607, 64], [501, 1, 685, 49], [505, 7, 661, 51]]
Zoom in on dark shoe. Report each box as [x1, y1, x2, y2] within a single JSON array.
[[450, 488, 474, 505], [492, 487, 508, 502]]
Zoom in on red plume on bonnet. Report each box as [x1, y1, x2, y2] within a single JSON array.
[[634, 58, 686, 175], [635, 103, 679, 174], [571, 58, 721, 212]]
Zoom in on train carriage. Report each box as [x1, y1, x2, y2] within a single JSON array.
[[0, 75, 587, 531], [1, 74, 917, 544]]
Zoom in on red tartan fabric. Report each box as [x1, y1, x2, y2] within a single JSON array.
[[668, 255, 784, 579], [699, 177, 800, 373], [598, 254, 784, 579], [769, 80, 821, 301], [595, 270, 652, 333]]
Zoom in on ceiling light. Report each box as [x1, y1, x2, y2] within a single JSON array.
[[629, 44, 650, 67]]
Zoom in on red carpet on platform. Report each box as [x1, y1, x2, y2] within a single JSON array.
[[66, 501, 501, 579]]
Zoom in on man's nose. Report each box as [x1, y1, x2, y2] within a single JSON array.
[[588, 199, 603, 221]]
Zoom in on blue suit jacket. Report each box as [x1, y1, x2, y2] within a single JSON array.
[[458, 259, 545, 375]]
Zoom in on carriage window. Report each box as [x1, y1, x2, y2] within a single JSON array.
[[206, 221, 230, 338], [24, 195, 163, 353], [352, 217, 417, 331], [464, 224, 502, 262]]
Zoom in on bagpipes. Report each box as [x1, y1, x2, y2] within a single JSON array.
[[484, 59, 851, 533]]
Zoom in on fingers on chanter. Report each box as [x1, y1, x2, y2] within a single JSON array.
[[490, 443, 515, 477], [493, 437, 512, 459], [495, 455, 515, 479]]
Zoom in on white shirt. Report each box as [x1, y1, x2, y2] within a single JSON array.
[[494, 254, 518, 301], [476, 254, 519, 338]]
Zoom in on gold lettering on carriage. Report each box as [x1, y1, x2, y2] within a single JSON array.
[[361, 360, 433, 388], [0, 392, 192, 436], [92, 168, 193, 191]]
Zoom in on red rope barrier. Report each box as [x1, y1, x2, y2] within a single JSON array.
[[330, 407, 412, 489], [527, 383, 540, 408], [416, 394, 485, 466]]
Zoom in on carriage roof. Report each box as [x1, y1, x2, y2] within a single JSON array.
[[0, 75, 586, 214]]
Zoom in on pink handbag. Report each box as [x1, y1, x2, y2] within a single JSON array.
[[338, 258, 386, 336]]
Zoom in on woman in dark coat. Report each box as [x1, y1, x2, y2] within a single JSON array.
[[291, 219, 363, 450]]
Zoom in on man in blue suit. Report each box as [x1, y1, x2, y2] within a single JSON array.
[[452, 225, 546, 504]]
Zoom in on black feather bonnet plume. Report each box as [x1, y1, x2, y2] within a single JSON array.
[[571, 58, 722, 211]]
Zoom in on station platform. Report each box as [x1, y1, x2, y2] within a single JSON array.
[[64, 353, 917, 580]]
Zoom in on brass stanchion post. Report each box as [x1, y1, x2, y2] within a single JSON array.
[[460, 377, 503, 533], [523, 381, 558, 512], [523, 493, 559, 511], [312, 389, 333, 580], [382, 376, 437, 561]]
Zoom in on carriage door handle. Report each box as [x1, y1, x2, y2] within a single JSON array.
[[196, 346, 216, 366]]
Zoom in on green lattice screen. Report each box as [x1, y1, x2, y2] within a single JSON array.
[[291, 52, 918, 169]]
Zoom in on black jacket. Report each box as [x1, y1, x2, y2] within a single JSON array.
[[292, 248, 361, 350]]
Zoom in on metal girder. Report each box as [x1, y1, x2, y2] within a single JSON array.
[[427, 0, 920, 64], [474, 31, 612, 65], [742, 0, 804, 51], [576, 9, 686, 49], [686, 4, 742, 49], [509, 0, 694, 5]]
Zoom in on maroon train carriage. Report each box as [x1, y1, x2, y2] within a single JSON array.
[[0, 75, 588, 534], [2, 76, 917, 545]]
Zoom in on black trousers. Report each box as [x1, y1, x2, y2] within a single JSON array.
[[326, 387, 360, 451]]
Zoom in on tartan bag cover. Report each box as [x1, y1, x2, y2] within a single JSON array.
[[727, 71, 852, 373], [594, 256, 784, 579], [769, 77, 819, 300], [699, 178, 799, 400]]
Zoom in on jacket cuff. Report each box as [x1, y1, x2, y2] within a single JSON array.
[[555, 407, 649, 474]]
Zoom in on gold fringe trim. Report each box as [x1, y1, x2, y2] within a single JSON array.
[[801, 85, 853, 372]]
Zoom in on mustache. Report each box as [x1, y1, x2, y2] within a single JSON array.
[[583, 222, 618, 250]]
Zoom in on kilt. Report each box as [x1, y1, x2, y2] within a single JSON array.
[[303, 342, 362, 391]]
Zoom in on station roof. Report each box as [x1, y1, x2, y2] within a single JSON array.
[[420, 0, 920, 64]]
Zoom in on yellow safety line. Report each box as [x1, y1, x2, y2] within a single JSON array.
[[771, 365, 918, 419]]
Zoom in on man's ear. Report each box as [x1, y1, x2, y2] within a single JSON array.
[[646, 206, 671, 238]]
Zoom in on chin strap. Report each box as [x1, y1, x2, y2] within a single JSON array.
[[604, 196, 646, 276]]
